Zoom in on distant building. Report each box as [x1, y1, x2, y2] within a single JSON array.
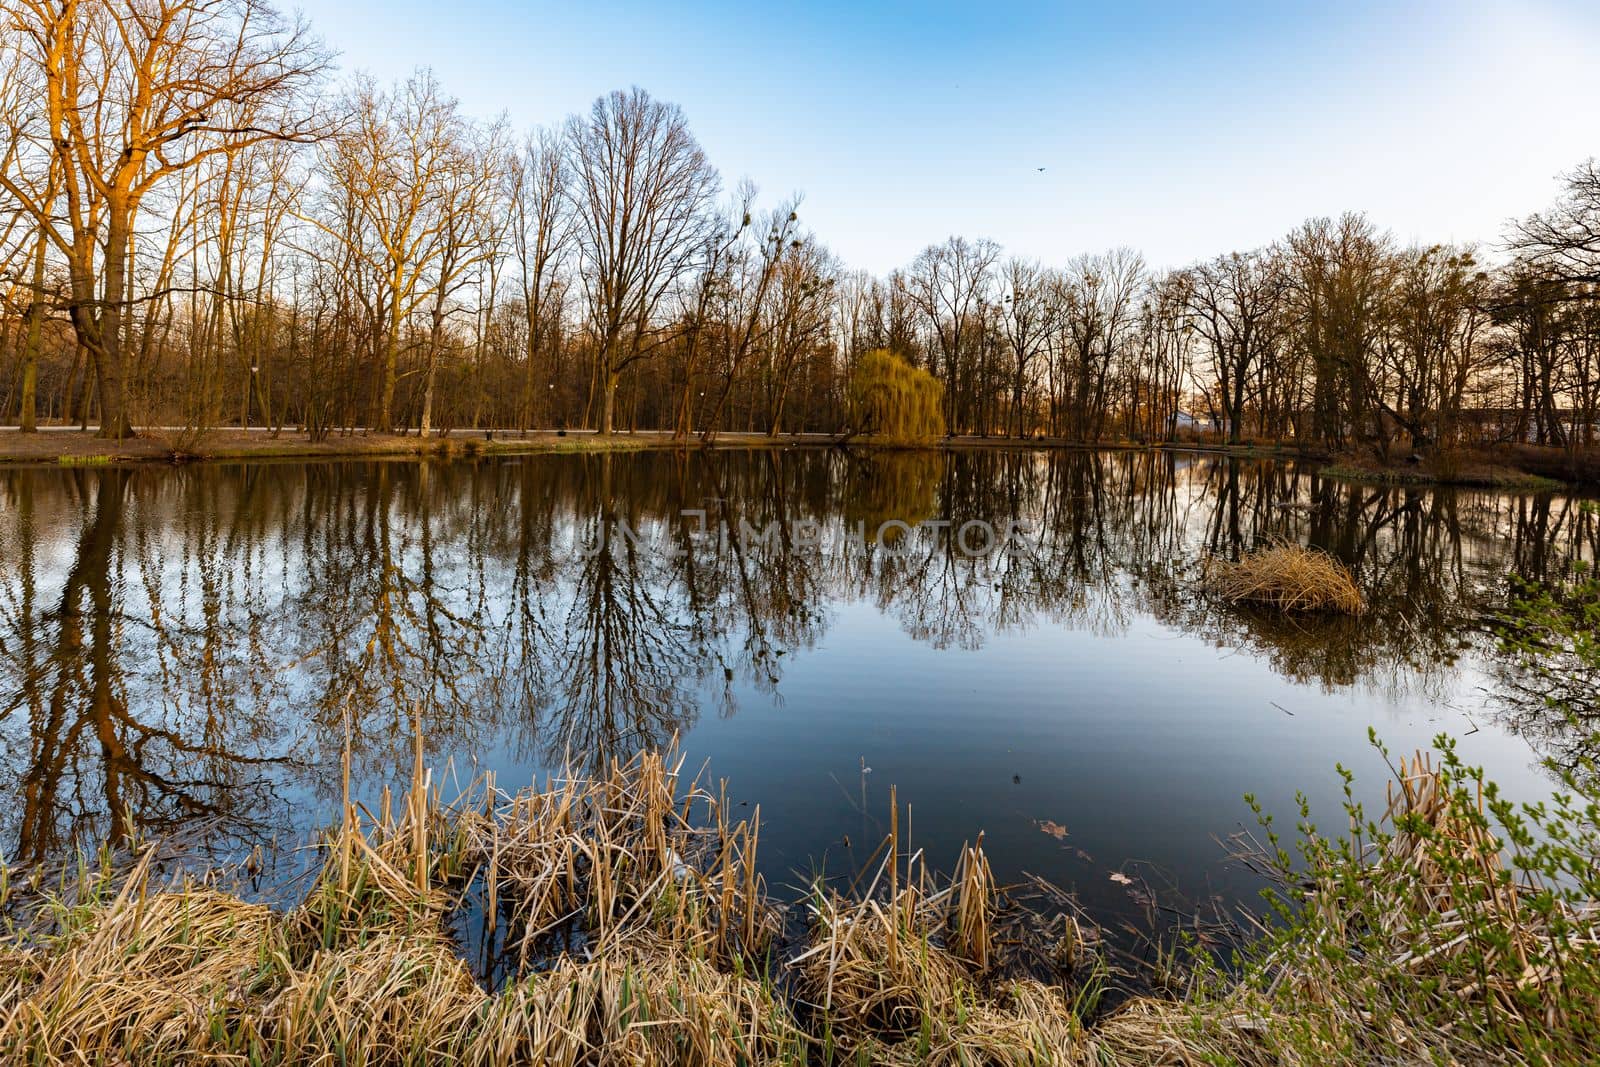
[[1175, 411, 1231, 435]]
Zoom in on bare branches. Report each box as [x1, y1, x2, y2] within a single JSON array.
[[1511, 159, 1600, 287], [566, 87, 719, 433], [0, 0, 329, 437]]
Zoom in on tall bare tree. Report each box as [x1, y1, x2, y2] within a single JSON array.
[[1182, 250, 1282, 444], [1055, 249, 1144, 442], [0, 0, 325, 437], [995, 258, 1055, 437], [508, 126, 571, 433], [418, 119, 507, 438], [310, 71, 472, 433], [900, 236, 999, 432], [566, 88, 718, 434]]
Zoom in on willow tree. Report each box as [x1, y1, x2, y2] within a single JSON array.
[[848, 348, 945, 444], [0, 0, 326, 438]]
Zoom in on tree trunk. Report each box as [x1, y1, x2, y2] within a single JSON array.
[[19, 234, 46, 433], [380, 295, 401, 432], [523, 299, 540, 434], [76, 213, 134, 439], [420, 307, 445, 439], [600, 370, 618, 434]]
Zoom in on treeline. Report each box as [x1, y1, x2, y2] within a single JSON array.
[[1, 1, 1598, 451]]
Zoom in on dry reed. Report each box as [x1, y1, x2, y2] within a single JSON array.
[[1205, 541, 1365, 615], [0, 734, 1594, 1064], [456, 747, 779, 968]]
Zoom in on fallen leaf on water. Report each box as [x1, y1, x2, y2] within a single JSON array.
[[1108, 872, 1133, 886], [1036, 819, 1069, 841]]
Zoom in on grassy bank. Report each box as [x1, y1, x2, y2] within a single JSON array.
[[1319, 445, 1600, 492], [0, 731, 1595, 1065], [0, 427, 1317, 467], [1320, 461, 1566, 492], [0, 428, 817, 466]]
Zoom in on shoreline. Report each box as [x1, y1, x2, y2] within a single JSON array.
[[1, 427, 1591, 492], [0, 426, 1327, 465]]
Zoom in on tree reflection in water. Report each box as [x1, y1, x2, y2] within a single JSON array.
[[0, 450, 1593, 868]]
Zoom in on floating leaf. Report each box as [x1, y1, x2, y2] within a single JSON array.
[[1036, 819, 1069, 841]]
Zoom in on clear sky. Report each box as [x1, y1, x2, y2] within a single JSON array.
[[294, 0, 1600, 274]]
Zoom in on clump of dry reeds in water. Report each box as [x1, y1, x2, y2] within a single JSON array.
[[1205, 540, 1365, 615], [456, 747, 779, 970], [790, 793, 1090, 1064]]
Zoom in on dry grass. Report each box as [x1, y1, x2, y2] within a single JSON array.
[[0, 872, 282, 1061], [795, 881, 1092, 1064], [456, 748, 778, 970], [1205, 541, 1365, 615], [493, 941, 807, 1065], [0, 732, 1595, 1064]]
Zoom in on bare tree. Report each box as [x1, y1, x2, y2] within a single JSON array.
[[566, 88, 718, 434], [0, 0, 326, 437], [761, 229, 836, 436], [1284, 214, 1393, 452], [1130, 271, 1193, 441], [1380, 244, 1490, 449], [700, 191, 799, 442], [669, 183, 753, 438], [996, 258, 1055, 438], [1182, 250, 1282, 444], [900, 236, 999, 432], [419, 119, 508, 438], [508, 126, 571, 432], [1055, 249, 1144, 442], [0, 34, 53, 432], [309, 71, 471, 433], [1512, 159, 1600, 287]]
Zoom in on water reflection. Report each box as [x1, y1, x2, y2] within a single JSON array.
[[0, 450, 1594, 882]]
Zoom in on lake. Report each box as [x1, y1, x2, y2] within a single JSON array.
[[0, 448, 1593, 944]]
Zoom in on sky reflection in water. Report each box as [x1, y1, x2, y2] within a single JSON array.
[[0, 449, 1594, 931]]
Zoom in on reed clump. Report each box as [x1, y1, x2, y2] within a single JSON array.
[[1, 735, 1597, 1064], [1205, 541, 1366, 615], [457, 748, 779, 970], [791, 809, 1091, 1065]]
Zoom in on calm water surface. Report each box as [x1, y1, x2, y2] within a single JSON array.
[[1, 449, 1595, 933]]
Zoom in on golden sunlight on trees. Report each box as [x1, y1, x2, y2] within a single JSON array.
[[566, 87, 718, 435], [848, 348, 945, 444], [0, 0, 327, 438], [0, 2, 1596, 464]]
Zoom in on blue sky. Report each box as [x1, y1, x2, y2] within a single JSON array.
[[296, 0, 1600, 273]]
